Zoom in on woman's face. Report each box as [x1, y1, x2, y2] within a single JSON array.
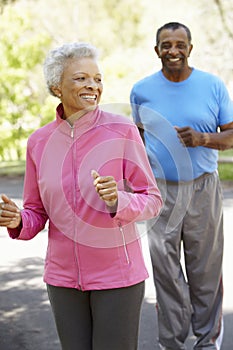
[[55, 57, 103, 119]]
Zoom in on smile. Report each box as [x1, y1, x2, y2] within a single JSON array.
[[168, 58, 181, 62], [80, 94, 97, 101]]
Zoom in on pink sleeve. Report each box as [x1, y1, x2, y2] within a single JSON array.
[[113, 125, 163, 223], [9, 141, 48, 240]]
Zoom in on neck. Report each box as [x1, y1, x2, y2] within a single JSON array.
[[162, 66, 192, 82], [63, 106, 97, 126]]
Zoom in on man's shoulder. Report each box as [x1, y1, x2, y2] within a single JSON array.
[[192, 68, 222, 83], [98, 109, 134, 128], [98, 109, 138, 138], [132, 71, 161, 89]]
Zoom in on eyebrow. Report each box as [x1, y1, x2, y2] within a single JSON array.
[[73, 71, 102, 76], [161, 40, 186, 44]]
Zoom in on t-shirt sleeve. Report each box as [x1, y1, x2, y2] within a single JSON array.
[[218, 79, 233, 126], [130, 87, 141, 124]]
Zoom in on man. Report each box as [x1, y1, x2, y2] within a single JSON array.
[[130, 22, 233, 350]]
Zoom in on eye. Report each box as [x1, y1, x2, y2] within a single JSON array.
[[95, 77, 102, 83], [75, 77, 85, 81], [177, 44, 186, 49], [161, 44, 171, 50]]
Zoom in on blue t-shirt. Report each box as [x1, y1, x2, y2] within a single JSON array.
[[130, 68, 233, 181]]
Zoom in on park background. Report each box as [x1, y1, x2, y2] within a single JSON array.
[[0, 1, 233, 348], [0, 0, 232, 179]]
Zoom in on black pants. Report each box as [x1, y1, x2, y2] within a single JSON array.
[[47, 281, 145, 350]]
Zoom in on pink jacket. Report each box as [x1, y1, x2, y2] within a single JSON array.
[[9, 104, 162, 291]]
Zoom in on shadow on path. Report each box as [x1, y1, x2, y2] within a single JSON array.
[[0, 257, 60, 350]]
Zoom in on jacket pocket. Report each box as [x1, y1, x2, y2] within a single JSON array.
[[118, 221, 130, 264]]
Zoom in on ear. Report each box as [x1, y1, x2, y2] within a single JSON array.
[[188, 44, 193, 57], [51, 86, 62, 98], [154, 45, 160, 58]]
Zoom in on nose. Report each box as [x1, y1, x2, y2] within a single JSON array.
[[86, 79, 98, 90], [168, 46, 178, 55]]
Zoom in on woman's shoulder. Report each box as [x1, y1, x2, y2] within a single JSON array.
[[27, 120, 57, 146], [99, 108, 134, 126]]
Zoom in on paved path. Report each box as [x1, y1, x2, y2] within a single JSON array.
[[0, 176, 232, 349]]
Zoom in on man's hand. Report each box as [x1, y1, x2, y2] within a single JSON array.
[[175, 126, 206, 147], [0, 194, 22, 229]]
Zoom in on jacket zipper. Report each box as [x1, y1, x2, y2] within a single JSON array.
[[118, 222, 130, 264], [70, 125, 74, 138], [70, 124, 83, 290]]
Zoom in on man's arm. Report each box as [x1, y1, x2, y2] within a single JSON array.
[[136, 122, 145, 144], [175, 121, 233, 150]]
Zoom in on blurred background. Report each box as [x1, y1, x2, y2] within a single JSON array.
[[0, 3, 232, 348], [0, 0, 232, 179]]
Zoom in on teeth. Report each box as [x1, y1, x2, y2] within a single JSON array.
[[169, 58, 180, 62], [81, 95, 96, 100]]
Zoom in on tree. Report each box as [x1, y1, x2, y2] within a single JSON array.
[[214, 0, 233, 38], [84, 0, 144, 52], [0, 0, 16, 14], [1, 0, 233, 161], [0, 7, 51, 160]]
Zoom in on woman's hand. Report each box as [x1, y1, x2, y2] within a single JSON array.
[[0, 194, 22, 229], [91, 170, 118, 207]]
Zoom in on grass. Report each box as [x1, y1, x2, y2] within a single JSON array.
[[219, 149, 233, 158], [218, 163, 233, 181], [0, 160, 25, 177], [218, 150, 233, 182]]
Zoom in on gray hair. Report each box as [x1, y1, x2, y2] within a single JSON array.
[[43, 42, 99, 97]]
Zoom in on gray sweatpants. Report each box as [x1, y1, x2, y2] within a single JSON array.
[[47, 281, 145, 350], [148, 172, 223, 350]]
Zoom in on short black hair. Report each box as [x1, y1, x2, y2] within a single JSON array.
[[156, 22, 192, 45]]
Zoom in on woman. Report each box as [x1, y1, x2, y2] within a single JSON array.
[[0, 42, 162, 350]]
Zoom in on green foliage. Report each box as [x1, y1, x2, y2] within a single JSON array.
[[218, 150, 233, 181], [101, 0, 143, 49], [75, 0, 144, 57], [218, 163, 233, 181], [39, 96, 58, 127], [0, 0, 16, 10], [219, 149, 233, 157], [0, 7, 51, 161], [0, 0, 232, 162]]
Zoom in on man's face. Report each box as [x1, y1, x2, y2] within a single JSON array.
[[155, 27, 193, 74]]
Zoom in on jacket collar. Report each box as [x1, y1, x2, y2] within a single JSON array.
[[55, 103, 101, 136]]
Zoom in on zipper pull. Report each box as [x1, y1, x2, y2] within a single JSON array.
[[71, 126, 74, 138], [118, 221, 130, 264]]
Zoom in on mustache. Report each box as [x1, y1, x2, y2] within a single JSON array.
[[165, 55, 183, 59]]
